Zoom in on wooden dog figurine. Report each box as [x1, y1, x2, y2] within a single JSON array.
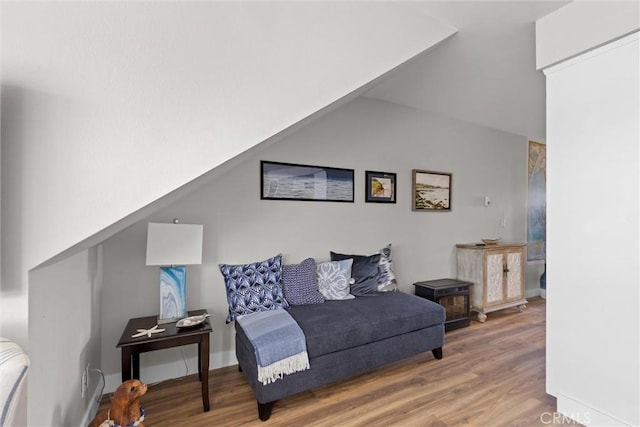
[[89, 379, 147, 427]]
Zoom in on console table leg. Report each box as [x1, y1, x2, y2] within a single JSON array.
[[132, 352, 140, 380], [197, 341, 202, 381], [201, 336, 210, 412], [121, 348, 132, 382]]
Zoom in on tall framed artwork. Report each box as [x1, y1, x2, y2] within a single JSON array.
[[527, 141, 546, 261]]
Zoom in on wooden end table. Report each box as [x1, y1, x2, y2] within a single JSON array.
[[414, 279, 472, 331], [117, 309, 212, 412]]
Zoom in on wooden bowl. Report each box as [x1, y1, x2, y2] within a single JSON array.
[[481, 238, 501, 245]]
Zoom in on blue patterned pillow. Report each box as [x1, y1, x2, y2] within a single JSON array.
[[219, 254, 289, 323], [282, 258, 324, 306]]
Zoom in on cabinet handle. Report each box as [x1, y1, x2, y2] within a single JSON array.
[[503, 265, 510, 274]]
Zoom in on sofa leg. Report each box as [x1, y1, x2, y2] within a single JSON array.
[[432, 347, 443, 360], [238, 364, 243, 373], [258, 401, 274, 421]]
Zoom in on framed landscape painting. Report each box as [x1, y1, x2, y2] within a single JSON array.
[[412, 169, 452, 211], [365, 171, 396, 203], [261, 161, 354, 202]]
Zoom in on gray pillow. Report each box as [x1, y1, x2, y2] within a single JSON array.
[[282, 258, 324, 306], [317, 259, 355, 300], [330, 252, 381, 296]]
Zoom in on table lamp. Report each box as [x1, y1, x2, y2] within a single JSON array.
[[146, 220, 204, 324]]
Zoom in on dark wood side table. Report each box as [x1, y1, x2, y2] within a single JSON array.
[[117, 309, 212, 412], [414, 279, 472, 331]]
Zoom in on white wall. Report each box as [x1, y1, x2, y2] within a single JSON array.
[[100, 97, 531, 392], [545, 32, 639, 426], [1, 1, 454, 272], [27, 247, 103, 427]]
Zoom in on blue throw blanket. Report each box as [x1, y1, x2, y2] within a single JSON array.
[[236, 309, 310, 385]]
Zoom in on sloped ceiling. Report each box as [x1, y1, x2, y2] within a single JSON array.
[[1, 2, 457, 270], [2, 1, 570, 272], [363, 1, 569, 140]]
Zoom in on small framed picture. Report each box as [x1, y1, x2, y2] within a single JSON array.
[[412, 169, 452, 211], [365, 171, 396, 203]]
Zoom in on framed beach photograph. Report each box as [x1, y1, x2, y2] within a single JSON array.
[[365, 171, 396, 203], [412, 169, 452, 211], [261, 161, 354, 202]]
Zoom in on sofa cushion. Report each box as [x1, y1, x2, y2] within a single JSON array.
[[330, 252, 381, 296], [282, 258, 324, 306], [317, 259, 355, 300], [219, 254, 289, 323], [284, 292, 445, 358]]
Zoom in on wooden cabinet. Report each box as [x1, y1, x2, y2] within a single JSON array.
[[456, 243, 527, 322]]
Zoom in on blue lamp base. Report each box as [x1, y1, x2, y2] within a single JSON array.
[[158, 266, 188, 324]]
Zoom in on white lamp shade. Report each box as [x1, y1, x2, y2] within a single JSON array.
[[146, 222, 203, 266]]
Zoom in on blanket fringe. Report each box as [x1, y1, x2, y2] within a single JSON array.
[[258, 351, 310, 385]]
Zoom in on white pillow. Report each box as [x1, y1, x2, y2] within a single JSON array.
[[316, 259, 355, 300]]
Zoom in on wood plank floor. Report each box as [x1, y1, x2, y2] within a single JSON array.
[[97, 297, 581, 426]]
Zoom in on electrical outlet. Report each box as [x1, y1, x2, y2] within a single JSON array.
[[81, 364, 89, 398]]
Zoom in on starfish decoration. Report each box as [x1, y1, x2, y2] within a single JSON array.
[[131, 325, 165, 338]]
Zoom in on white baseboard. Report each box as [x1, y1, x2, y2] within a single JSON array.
[[103, 349, 237, 394], [104, 358, 198, 395], [526, 288, 542, 299], [79, 380, 103, 427], [557, 392, 630, 426]]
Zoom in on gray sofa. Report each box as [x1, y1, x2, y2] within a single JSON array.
[[235, 291, 446, 421]]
